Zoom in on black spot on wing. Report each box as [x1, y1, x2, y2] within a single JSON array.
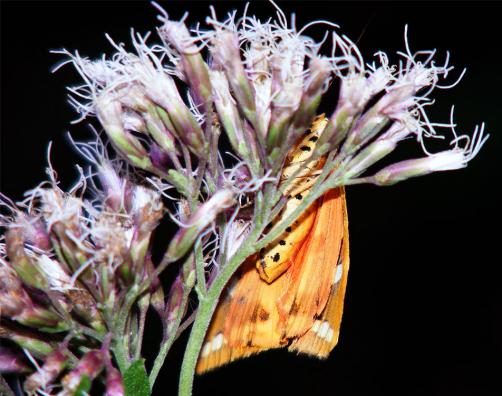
[[258, 308, 270, 321]]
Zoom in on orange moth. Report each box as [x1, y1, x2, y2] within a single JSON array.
[[196, 116, 349, 373]]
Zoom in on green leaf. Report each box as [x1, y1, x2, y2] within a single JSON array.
[[124, 359, 150, 396], [73, 375, 91, 396]]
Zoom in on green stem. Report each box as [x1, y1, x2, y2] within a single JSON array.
[[177, 230, 261, 396], [112, 286, 140, 372], [148, 286, 191, 389], [194, 238, 207, 296], [178, 192, 268, 396], [134, 293, 150, 360]]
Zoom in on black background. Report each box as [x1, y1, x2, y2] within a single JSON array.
[[1, 1, 501, 395]]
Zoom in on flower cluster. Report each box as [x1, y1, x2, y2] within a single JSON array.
[[1, 2, 488, 395]]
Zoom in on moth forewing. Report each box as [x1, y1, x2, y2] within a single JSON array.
[[288, 188, 349, 357], [279, 187, 347, 341]]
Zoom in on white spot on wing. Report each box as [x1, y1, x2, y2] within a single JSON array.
[[334, 264, 343, 284], [311, 320, 321, 333], [211, 333, 224, 352], [201, 342, 211, 357], [318, 321, 330, 339], [326, 327, 334, 343]]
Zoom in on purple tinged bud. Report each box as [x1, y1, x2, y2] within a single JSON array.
[[340, 109, 390, 157], [142, 105, 177, 155], [165, 190, 235, 262], [291, 57, 332, 136], [344, 121, 415, 179], [135, 72, 206, 157], [105, 365, 125, 396], [97, 162, 129, 212], [210, 70, 250, 161], [24, 349, 67, 393], [165, 275, 184, 333], [345, 139, 397, 179], [0, 326, 54, 358], [0, 263, 61, 330], [5, 228, 48, 290], [376, 85, 416, 120], [60, 350, 104, 395], [96, 95, 154, 171], [0, 346, 28, 373], [372, 150, 470, 185], [159, 20, 212, 110], [149, 143, 171, 171], [210, 31, 258, 133]]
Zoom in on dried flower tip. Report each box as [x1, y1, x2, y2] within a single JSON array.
[[40, 188, 82, 236], [130, 186, 164, 269], [131, 186, 163, 234], [12, 213, 51, 252]]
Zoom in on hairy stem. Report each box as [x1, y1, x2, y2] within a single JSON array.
[[149, 286, 191, 389], [177, 190, 268, 396], [177, 231, 262, 396], [112, 285, 140, 372], [194, 238, 207, 296]]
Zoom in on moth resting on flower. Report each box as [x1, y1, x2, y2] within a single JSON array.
[[197, 116, 349, 372], [0, 2, 489, 396]]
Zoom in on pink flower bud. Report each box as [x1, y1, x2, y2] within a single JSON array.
[[165, 190, 235, 262], [60, 350, 104, 395], [159, 20, 212, 110], [105, 365, 125, 396], [210, 31, 258, 132], [0, 346, 28, 373], [96, 95, 154, 171], [24, 349, 67, 393]]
